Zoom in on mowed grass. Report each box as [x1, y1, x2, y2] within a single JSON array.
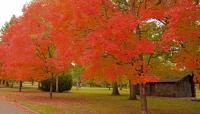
[[0, 83, 200, 114]]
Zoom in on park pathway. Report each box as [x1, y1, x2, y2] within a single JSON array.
[[0, 97, 30, 114]]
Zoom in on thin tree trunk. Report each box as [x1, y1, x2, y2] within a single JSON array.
[[6, 81, 9, 87], [76, 81, 79, 90], [4, 80, 6, 86], [106, 83, 111, 90], [31, 80, 34, 86], [199, 83, 200, 91], [11, 81, 14, 88], [139, 54, 148, 114], [0, 80, 4, 85], [0, 80, 3, 85], [76, 76, 81, 90], [50, 78, 53, 99], [129, 80, 137, 100], [112, 82, 120, 95], [140, 83, 148, 114], [19, 81, 23, 92], [56, 76, 59, 92], [119, 83, 123, 90], [38, 81, 41, 89]]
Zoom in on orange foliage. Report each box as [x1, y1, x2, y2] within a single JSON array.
[[0, 0, 198, 84]]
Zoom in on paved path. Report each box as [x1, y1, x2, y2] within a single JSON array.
[[0, 99, 28, 114]]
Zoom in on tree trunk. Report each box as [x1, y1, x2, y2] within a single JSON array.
[[6, 81, 9, 87], [11, 81, 14, 88], [76, 81, 79, 90], [129, 80, 137, 100], [2, 80, 5, 85], [119, 83, 123, 90], [19, 81, 23, 92], [140, 83, 148, 114], [0, 80, 3, 85], [56, 76, 59, 92], [106, 83, 110, 90], [0, 80, 4, 85], [31, 80, 34, 86], [199, 83, 200, 91], [139, 54, 148, 114], [76, 76, 81, 90], [112, 82, 120, 95], [38, 81, 41, 89], [50, 78, 53, 99]]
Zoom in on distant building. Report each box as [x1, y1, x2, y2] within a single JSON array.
[[136, 75, 196, 97]]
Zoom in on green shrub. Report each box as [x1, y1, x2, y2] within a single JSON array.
[[40, 73, 72, 92]]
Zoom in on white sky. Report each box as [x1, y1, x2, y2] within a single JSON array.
[[0, 0, 32, 27]]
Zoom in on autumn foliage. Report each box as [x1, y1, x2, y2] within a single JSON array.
[[0, 0, 198, 89], [0, 0, 198, 113]]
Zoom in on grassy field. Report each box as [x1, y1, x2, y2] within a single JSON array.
[[0, 83, 200, 114]]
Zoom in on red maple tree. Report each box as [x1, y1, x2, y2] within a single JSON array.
[[0, 0, 199, 114]]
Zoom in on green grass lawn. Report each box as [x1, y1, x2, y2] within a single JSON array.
[[0, 84, 200, 114], [196, 90, 200, 98]]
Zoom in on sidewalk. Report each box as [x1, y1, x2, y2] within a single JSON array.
[[0, 100, 28, 114], [0, 96, 37, 114]]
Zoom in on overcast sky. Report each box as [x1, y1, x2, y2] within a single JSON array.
[[0, 0, 32, 27]]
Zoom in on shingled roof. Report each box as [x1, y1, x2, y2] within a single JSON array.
[[157, 71, 193, 82]]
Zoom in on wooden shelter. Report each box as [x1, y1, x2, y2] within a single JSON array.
[[136, 75, 196, 97]]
